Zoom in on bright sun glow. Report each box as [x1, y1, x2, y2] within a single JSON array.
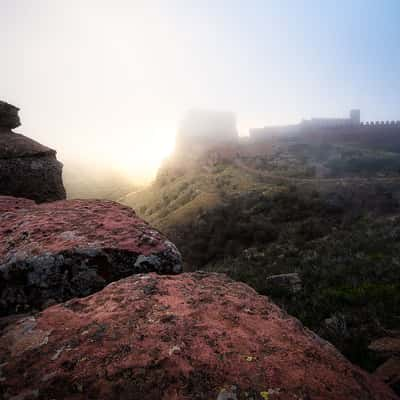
[[106, 120, 177, 182]]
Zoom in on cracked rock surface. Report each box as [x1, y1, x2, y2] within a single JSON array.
[[0, 197, 182, 316]]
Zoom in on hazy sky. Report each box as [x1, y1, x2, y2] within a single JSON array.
[[1, 0, 399, 180]]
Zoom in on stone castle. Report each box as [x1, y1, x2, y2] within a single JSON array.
[[175, 109, 238, 151], [250, 109, 400, 141], [172, 109, 240, 163], [176, 108, 400, 149], [171, 108, 400, 164]]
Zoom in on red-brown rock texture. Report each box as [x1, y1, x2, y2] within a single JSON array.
[[0, 272, 397, 400], [0, 197, 182, 316], [0, 195, 35, 212]]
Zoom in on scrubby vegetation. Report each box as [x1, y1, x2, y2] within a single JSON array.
[[202, 213, 400, 371], [244, 142, 400, 179], [172, 188, 343, 268]]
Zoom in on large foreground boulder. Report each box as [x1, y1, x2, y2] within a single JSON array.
[[0, 197, 182, 316], [0, 272, 396, 400], [0, 100, 66, 203]]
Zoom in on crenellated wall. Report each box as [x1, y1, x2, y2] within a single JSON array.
[[361, 120, 400, 127]]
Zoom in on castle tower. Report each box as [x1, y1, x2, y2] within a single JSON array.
[[175, 109, 238, 153], [350, 109, 361, 125]]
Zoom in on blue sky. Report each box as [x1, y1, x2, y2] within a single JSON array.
[[164, 0, 400, 123], [1, 0, 399, 179]]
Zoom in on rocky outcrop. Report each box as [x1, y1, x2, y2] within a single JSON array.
[[375, 357, 400, 395], [369, 337, 400, 394], [369, 337, 400, 359], [265, 272, 302, 294], [0, 197, 182, 316], [0, 272, 396, 400], [0, 100, 66, 203], [0, 101, 20, 129]]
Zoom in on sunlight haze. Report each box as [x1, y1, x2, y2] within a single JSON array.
[[1, 0, 399, 181]]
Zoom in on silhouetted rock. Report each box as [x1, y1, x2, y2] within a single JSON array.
[[0, 100, 66, 203], [0, 100, 20, 129], [0, 272, 396, 399], [0, 197, 182, 316]]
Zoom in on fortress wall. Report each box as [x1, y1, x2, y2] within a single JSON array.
[[251, 122, 400, 144], [301, 124, 400, 152]]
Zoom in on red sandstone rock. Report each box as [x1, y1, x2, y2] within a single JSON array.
[[0, 197, 182, 316], [0, 272, 397, 400], [0, 196, 35, 212]]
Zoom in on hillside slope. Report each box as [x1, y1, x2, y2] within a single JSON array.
[[120, 139, 400, 391]]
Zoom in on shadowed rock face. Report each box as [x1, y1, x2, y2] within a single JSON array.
[[0, 101, 20, 129], [0, 100, 66, 203], [0, 272, 397, 400], [0, 197, 182, 316]]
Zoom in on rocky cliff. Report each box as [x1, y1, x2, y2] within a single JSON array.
[[0, 272, 397, 400], [0, 100, 66, 203], [0, 196, 182, 316]]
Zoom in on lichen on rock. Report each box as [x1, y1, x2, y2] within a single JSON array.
[[0, 272, 397, 399], [0, 197, 182, 316]]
